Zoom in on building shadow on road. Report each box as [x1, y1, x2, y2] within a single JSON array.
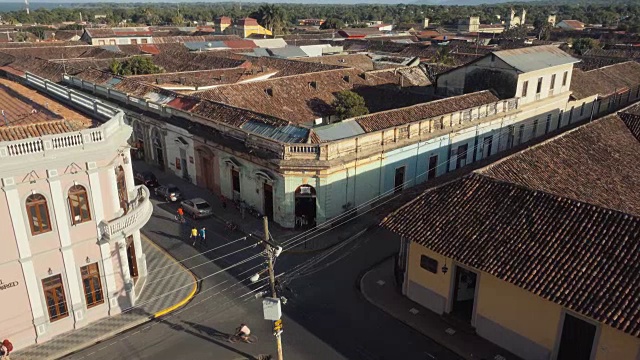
[[181, 320, 260, 360], [149, 230, 186, 243]]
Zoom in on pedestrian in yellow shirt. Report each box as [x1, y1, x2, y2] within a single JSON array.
[[190, 226, 198, 245]]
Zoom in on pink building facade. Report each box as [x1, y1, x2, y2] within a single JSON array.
[[0, 79, 152, 350]]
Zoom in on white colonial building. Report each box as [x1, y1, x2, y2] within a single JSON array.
[[0, 75, 152, 350]]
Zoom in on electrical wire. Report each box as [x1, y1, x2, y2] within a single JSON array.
[[145, 234, 250, 275], [278, 119, 545, 251]]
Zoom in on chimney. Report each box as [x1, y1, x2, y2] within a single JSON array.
[[521, 9, 526, 25], [309, 81, 318, 90], [1, 110, 7, 126], [423, 18, 429, 29], [220, 74, 225, 81]]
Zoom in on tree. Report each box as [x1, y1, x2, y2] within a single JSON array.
[[533, 19, 553, 40], [433, 46, 455, 66], [331, 90, 369, 120], [320, 18, 344, 30], [502, 24, 529, 40], [109, 56, 163, 76], [572, 38, 596, 55], [255, 4, 285, 38], [171, 14, 184, 26]]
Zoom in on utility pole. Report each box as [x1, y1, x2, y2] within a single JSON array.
[[263, 216, 284, 360]]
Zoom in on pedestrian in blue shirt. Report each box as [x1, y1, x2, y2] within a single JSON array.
[[198, 227, 207, 247]]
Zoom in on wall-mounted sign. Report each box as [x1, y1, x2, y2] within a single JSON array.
[[189, 156, 194, 164], [0, 279, 19, 291], [175, 157, 181, 170]]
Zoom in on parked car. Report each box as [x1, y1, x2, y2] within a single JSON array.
[[135, 171, 159, 188], [154, 184, 183, 202], [181, 198, 213, 219]]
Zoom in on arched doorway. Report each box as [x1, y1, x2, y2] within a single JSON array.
[[115, 165, 128, 213], [151, 128, 164, 171], [295, 185, 316, 230]]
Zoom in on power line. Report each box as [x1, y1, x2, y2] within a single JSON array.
[[144, 241, 262, 286], [279, 119, 545, 252]]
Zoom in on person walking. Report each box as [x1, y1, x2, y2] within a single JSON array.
[[190, 226, 198, 245], [198, 227, 207, 247], [176, 207, 185, 223]]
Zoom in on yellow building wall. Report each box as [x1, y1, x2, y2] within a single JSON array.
[[407, 242, 451, 299], [594, 324, 640, 360], [244, 25, 272, 37], [476, 273, 562, 351]]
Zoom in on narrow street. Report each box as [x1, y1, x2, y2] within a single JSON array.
[[63, 165, 461, 360]]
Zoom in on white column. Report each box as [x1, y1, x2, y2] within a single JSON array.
[[132, 230, 147, 277], [87, 165, 120, 314], [2, 178, 47, 338], [47, 171, 85, 328], [122, 156, 136, 202], [115, 236, 135, 307], [106, 167, 122, 218]]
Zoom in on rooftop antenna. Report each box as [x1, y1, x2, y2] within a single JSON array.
[[24, 0, 29, 15]]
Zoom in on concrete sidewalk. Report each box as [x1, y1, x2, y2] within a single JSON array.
[[13, 236, 197, 360], [360, 258, 521, 360]]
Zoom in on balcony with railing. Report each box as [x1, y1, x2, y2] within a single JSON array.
[[102, 185, 153, 241]]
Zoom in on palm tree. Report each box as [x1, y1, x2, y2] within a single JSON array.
[[256, 4, 285, 38]]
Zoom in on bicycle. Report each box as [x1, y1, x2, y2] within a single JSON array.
[[228, 334, 258, 343], [174, 214, 186, 224]]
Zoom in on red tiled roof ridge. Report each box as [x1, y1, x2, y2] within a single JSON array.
[[191, 99, 291, 129], [581, 60, 639, 73], [202, 67, 361, 89], [350, 90, 497, 121], [128, 66, 247, 78]]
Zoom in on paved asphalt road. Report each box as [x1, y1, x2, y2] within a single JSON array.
[[63, 176, 460, 360]]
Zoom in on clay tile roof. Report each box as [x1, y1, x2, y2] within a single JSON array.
[[189, 100, 289, 128], [619, 106, 640, 142], [151, 51, 248, 72], [0, 120, 85, 142], [295, 54, 375, 71], [382, 112, 640, 337], [216, 16, 232, 25], [570, 61, 640, 99], [223, 40, 257, 49], [236, 18, 259, 26], [0, 78, 93, 141], [355, 91, 498, 132], [561, 20, 585, 29], [139, 44, 161, 55], [194, 68, 426, 124]]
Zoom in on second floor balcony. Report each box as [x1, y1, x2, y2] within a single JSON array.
[[101, 185, 153, 241]]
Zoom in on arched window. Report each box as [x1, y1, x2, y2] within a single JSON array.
[[68, 185, 91, 225], [26, 194, 51, 235]]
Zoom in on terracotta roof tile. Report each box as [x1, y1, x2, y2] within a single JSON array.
[[382, 112, 640, 337], [295, 54, 375, 71], [570, 61, 640, 99], [0, 78, 93, 141], [195, 68, 427, 124], [356, 91, 498, 132]]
